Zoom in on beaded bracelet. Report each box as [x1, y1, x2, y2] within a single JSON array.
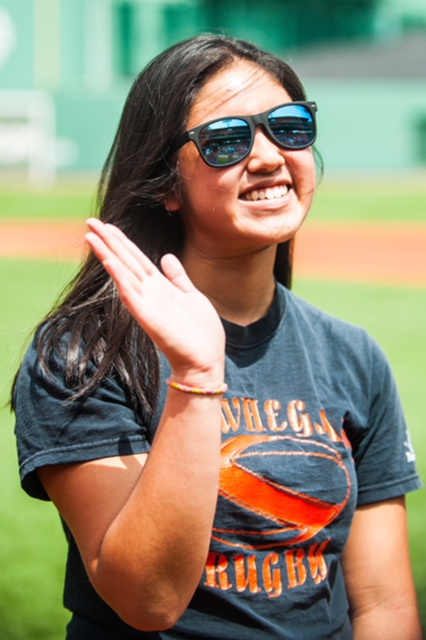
[[166, 378, 228, 396]]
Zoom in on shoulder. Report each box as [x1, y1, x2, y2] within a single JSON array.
[[281, 286, 393, 386], [14, 319, 137, 417], [283, 286, 375, 347], [15, 321, 84, 399]]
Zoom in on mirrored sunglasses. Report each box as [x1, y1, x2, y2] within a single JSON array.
[[169, 101, 318, 168]]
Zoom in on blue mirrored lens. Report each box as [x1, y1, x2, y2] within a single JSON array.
[[269, 105, 314, 149], [199, 118, 251, 166]]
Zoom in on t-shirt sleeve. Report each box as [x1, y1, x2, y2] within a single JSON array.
[[345, 333, 422, 506], [14, 335, 152, 501]]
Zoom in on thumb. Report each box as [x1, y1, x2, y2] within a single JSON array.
[[160, 254, 195, 293]]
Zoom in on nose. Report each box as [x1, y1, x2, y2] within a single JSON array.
[[246, 127, 286, 173]]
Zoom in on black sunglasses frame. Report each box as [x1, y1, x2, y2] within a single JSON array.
[[169, 101, 318, 168]]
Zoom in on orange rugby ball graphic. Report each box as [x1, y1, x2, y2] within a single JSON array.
[[212, 434, 352, 550]]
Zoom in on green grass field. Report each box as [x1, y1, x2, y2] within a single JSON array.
[[0, 173, 425, 223], [0, 177, 425, 638]]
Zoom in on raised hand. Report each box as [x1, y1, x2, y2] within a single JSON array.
[[85, 218, 225, 382]]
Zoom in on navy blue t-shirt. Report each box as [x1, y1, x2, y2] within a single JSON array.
[[14, 284, 422, 639]]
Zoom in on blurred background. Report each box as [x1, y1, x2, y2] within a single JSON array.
[[0, 0, 425, 184], [0, 2, 425, 639]]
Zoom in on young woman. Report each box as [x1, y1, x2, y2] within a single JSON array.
[[13, 34, 422, 639]]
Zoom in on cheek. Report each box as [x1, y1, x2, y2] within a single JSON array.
[[179, 159, 240, 213], [291, 150, 317, 195], [214, 172, 241, 200]]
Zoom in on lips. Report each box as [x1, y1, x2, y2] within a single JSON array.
[[240, 184, 289, 202]]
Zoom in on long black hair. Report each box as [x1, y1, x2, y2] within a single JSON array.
[[15, 34, 312, 415]]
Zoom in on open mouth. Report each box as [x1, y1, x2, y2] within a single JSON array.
[[240, 185, 289, 201]]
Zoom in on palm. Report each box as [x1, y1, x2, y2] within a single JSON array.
[[85, 219, 225, 373]]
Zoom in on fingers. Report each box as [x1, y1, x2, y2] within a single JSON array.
[[86, 219, 193, 294], [86, 232, 142, 305], [85, 218, 155, 278], [160, 254, 194, 293]]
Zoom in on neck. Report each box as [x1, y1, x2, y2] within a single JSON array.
[[182, 246, 278, 326]]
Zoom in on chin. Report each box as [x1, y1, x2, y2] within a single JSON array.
[[267, 212, 308, 242]]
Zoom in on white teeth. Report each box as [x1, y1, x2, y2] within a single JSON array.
[[242, 185, 288, 201]]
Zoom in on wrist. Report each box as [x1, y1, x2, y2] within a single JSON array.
[[169, 363, 225, 392], [166, 379, 228, 396]]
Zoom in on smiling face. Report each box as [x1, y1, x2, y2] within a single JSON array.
[[166, 60, 317, 263]]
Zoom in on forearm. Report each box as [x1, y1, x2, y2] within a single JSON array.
[[82, 220, 228, 628], [93, 385, 223, 629], [344, 499, 423, 640]]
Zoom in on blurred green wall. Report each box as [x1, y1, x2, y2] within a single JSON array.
[[0, 0, 425, 180], [304, 80, 425, 170]]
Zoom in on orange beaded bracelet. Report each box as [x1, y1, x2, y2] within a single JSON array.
[[166, 379, 228, 396]]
